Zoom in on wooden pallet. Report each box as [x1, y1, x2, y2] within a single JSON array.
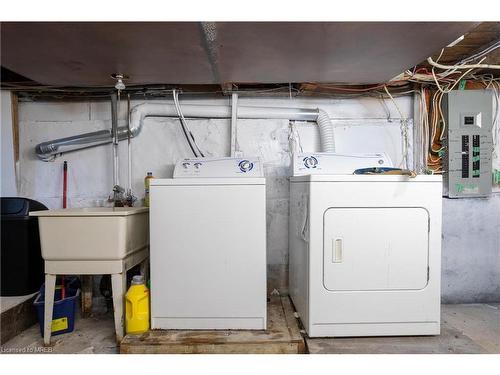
[[120, 296, 306, 354]]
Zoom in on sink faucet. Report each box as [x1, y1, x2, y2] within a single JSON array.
[[124, 189, 137, 207], [111, 185, 125, 207], [108, 185, 137, 207]]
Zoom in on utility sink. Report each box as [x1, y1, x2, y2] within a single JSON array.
[[30, 207, 149, 261]]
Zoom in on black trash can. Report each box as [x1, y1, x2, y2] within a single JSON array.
[[1, 197, 48, 296]]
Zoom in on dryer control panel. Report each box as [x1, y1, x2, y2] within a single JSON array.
[[292, 152, 393, 176], [173, 157, 264, 178]]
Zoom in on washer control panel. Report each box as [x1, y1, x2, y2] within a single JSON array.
[[293, 152, 393, 176], [173, 157, 263, 178], [303, 156, 319, 169]]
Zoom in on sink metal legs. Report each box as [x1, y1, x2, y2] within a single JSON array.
[[112, 257, 149, 342], [140, 260, 149, 286], [43, 274, 56, 346], [111, 272, 127, 343]]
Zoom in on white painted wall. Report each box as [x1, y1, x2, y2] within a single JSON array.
[[12, 94, 500, 302], [18, 96, 412, 207]]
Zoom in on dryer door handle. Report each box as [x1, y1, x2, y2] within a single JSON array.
[[332, 238, 343, 263]]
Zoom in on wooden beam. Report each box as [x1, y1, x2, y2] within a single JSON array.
[[80, 275, 93, 318], [221, 82, 235, 95]]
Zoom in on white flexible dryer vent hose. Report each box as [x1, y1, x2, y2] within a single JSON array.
[[316, 109, 335, 152]]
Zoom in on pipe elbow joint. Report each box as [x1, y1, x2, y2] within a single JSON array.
[[35, 142, 57, 160], [129, 105, 145, 137]]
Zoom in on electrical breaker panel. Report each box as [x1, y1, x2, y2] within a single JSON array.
[[444, 90, 493, 198]]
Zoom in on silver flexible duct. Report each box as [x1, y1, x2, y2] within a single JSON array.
[[35, 103, 335, 160]]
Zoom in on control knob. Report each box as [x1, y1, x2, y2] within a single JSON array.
[[239, 160, 254, 173], [303, 156, 318, 169]]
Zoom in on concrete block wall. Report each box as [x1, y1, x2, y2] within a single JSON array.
[[442, 196, 500, 303], [6, 94, 500, 302]]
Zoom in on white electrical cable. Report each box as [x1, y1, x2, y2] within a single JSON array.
[[172, 89, 205, 157], [492, 81, 500, 161], [438, 91, 447, 142], [427, 56, 500, 71], [414, 91, 423, 172], [432, 57, 487, 94], [384, 86, 409, 169], [457, 40, 500, 65], [422, 90, 428, 170], [288, 121, 304, 154], [172, 89, 196, 156], [421, 89, 429, 171], [405, 43, 499, 92], [378, 94, 392, 122], [419, 87, 430, 172]]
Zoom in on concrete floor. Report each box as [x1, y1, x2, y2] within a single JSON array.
[[1, 303, 498, 354], [306, 303, 500, 354], [1, 301, 118, 354]]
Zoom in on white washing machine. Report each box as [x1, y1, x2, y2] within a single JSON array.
[[150, 157, 267, 330], [289, 153, 442, 337]]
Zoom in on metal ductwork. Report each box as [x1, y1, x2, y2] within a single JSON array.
[[35, 103, 335, 160]]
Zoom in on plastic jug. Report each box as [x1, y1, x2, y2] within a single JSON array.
[[144, 172, 154, 207], [125, 275, 150, 334]]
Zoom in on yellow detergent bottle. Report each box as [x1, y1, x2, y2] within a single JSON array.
[[125, 275, 150, 334], [144, 172, 154, 207]]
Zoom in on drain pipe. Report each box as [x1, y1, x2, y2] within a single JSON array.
[[35, 103, 335, 160], [126, 94, 132, 193], [110, 93, 119, 188], [230, 93, 239, 157]]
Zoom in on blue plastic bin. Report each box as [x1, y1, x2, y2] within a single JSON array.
[[38, 276, 81, 297], [34, 286, 80, 337]]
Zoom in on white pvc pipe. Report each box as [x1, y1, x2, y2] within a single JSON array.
[[230, 93, 238, 157], [130, 103, 335, 152], [135, 103, 317, 125], [111, 93, 119, 188], [129, 103, 321, 137], [127, 94, 132, 192]]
